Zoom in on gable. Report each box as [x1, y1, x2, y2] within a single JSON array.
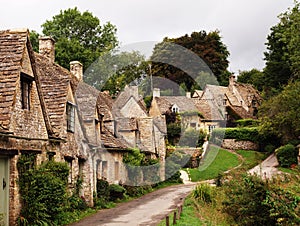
[[120, 96, 148, 118], [0, 30, 28, 131], [21, 46, 34, 77]]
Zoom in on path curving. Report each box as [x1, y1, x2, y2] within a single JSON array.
[[248, 153, 281, 179], [69, 183, 196, 226]]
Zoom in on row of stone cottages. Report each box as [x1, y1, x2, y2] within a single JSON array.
[[0, 28, 263, 225], [0, 29, 167, 226]]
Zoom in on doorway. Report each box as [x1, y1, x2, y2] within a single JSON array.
[[0, 157, 9, 226]]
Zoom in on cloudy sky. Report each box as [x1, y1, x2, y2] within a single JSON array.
[[0, 0, 295, 73]]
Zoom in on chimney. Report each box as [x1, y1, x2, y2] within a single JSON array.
[[229, 74, 236, 86], [39, 36, 55, 62], [153, 88, 160, 98], [70, 61, 83, 82], [186, 92, 191, 98]]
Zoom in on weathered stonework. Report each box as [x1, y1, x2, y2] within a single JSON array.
[[221, 139, 259, 151]]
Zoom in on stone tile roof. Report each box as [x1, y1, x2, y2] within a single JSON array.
[[101, 126, 129, 149], [0, 29, 28, 130], [155, 96, 198, 114], [76, 82, 99, 122], [153, 116, 167, 134], [112, 86, 147, 117], [117, 117, 137, 131], [97, 91, 114, 122], [232, 82, 262, 107], [192, 98, 224, 121], [35, 53, 71, 137]]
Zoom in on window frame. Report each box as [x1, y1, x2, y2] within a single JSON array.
[[20, 73, 33, 110], [66, 102, 76, 133]]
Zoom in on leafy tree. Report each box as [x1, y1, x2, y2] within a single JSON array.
[[259, 80, 300, 143], [263, 1, 300, 97], [237, 69, 264, 91], [40, 7, 118, 69], [150, 30, 230, 93], [84, 50, 146, 93], [29, 30, 39, 52]]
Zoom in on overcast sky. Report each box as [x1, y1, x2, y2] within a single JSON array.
[[0, 0, 295, 73]]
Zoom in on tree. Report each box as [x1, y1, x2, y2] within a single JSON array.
[[150, 30, 230, 93], [259, 80, 300, 143], [84, 50, 147, 94], [263, 1, 300, 97], [40, 7, 118, 69], [237, 69, 264, 91]]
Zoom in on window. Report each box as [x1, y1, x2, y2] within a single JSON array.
[[102, 161, 108, 180], [66, 102, 75, 132], [115, 162, 119, 181], [64, 156, 73, 184], [172, 105, 179, 113], [190, 123, 196, 128], [21, 74, 32, 110], [223, 99, 227, 106], [208, 125, 216, 133]]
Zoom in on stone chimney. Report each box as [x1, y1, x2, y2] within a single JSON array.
[[39, 36, 55, 62], [229, 74, 236, 86], [153, 88, 160, 98], [186, 92, 191, 98], [70, 61, 83, 82]]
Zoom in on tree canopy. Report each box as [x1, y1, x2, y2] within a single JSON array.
[[32, 7, 118, 70], [84, 50, 147, 94], [150, 30, 230, 93], [259, 80, 300, 144], [263, 1, 300, 97]]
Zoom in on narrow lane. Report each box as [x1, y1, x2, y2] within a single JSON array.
[[69, 183, 196, 226]]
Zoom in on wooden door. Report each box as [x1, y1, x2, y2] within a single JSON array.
[[0, 157, 9, 226]]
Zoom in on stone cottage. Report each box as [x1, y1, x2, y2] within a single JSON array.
[[98, 86, 167, 182], [149, 88, 201, 131], [192, 75, 262, 129], [0, 29, 63, 225]]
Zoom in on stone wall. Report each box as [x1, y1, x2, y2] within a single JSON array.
[[221, 139, 259, 150]]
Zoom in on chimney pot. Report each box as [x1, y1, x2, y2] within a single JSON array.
[[39, 36, 55, 62], [153, 88, 160, 98], [70, 61, 83, 81], [186, 92, 191, 98]]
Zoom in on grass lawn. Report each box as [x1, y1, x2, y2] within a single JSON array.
[[236, 149, 266, 170], [186, 146, 241, 182]]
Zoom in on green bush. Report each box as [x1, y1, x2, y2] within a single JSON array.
[[193, 183, 216, 204], [108, 184, 126, 201], [18, 159, 69, 225], [275, 144, 298, 168], [222, 174, 300, 225], [235, 119, 259, 127]]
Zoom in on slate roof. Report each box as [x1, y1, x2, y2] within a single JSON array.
[[35, 53, 71, 137], [155, 96, 198, 114], [0, 29, 29, 130]]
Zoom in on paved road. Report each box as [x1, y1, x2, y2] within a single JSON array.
[[69, 183, 196, 226], [248, 153, 281, 179]]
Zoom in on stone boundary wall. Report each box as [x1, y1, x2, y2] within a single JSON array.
[[222, 139, 259, 150]]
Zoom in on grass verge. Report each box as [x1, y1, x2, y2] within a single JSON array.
[[186, 147, 240, 182]]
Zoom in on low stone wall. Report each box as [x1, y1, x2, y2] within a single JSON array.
[[221, 139, 259, 151]]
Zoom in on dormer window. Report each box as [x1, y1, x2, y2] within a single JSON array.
[[172, 104, 179, 113], [21, 73, 33, 110], [66, 102, 75, 132]]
